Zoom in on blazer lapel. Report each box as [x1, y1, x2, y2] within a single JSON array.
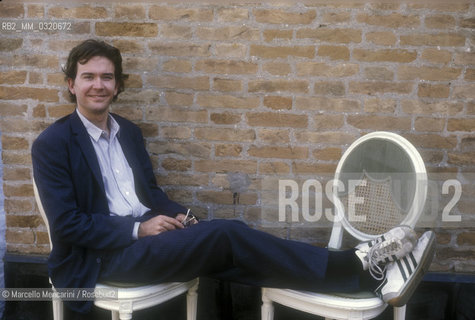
[[115, 117, 152, 207], [69, 111, 105, 193], [116, 125, 146, 185]]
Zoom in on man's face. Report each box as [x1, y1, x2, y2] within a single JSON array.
[[68, 56, 118, 117]]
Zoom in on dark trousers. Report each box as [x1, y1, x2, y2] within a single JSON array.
[[98, 219, 362, 293]]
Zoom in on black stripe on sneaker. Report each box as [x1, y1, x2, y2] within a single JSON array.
[[409, 252, 418, 268], [403, 256, 413, 275], [375, 278, 388, 297], [391, 254, 397, 262], [396, 259, 407, 282]]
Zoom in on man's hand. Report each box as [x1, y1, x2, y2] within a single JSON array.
[[138, 215, 184, 238], [176, 212, 198, 227]]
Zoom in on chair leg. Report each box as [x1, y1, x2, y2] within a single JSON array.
[[111, 310, 119, 320], [261, 290, 274, 320], [52, 298, 64, 320], [187, 281, 199, 320], [118, 312, 132, 320], [118, 301, 133, 320], [393, 305, 406, 320]]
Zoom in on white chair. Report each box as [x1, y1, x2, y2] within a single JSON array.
[[33, 178, 199, 320], [262, 131, 428, 320]]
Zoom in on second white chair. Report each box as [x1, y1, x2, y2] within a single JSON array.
[[262, 131, 428, 320]]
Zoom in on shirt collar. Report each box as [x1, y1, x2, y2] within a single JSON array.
[[76, 109, 120, 142]]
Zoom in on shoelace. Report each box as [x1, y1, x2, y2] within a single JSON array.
[[368, 240, 402, 280]]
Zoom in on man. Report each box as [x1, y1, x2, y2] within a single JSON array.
[[32, 39, 435, 318]]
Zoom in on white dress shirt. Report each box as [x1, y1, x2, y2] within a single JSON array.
[[77, 109, 149, 238]]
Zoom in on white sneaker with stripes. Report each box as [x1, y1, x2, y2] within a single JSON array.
[[375, 230, 436, 307], [355, 226, 417, 280]]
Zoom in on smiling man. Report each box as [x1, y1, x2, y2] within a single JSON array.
[[31, 39, 435, 319], [67, 55, 117, 129]]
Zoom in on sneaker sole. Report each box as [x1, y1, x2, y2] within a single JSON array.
[[384, 232, 436, 307]]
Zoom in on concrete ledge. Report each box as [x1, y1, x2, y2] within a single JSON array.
[[2, 254, 475, 319]]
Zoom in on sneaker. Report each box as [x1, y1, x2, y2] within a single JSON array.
[[375, 230, 436, 307], [355, 226, 417, 280]]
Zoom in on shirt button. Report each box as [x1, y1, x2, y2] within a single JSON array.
[[115, 169, 120, 174], [125, 191, 130, 196]]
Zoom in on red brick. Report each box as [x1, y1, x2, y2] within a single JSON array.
[[194, 127, 256, 142], [354, 49, 417, 63], [257, 129, 290, 144], [263, 30, 293, 42], [0, 87, 58, 102], [210, 112, 242, 125], [149, 42, 211, 57], [296, 97, 360, 112], [48, 5, 107, 19], [357, 13, 420, 28], [296, 62, 358, 77], [197, 26, 259, 41], [6, 215, 42, 228], [148, 141, 212, 159], [317, 45, 350, 60], [217, 7, 249, 22], [314, 82, 345, 96], [216, 144, 243, 157], [162, 59, 192, 73], [447, 119, 475, 132], [246, 112, 307, 128], [348, 115, 411, 130], [0, 71, 27, 84], [254, 9, 316, 24], [400, 33, 465, 46], [197, 94, 259, 109], [96, 22, 158, 37], [195, 60, 257, 74], [149, 6, 213, 21], [263, 96, 292, 110], [0, 4, 24, 18], [248, 80, 308, 93], [297, 28, 362, 43], [248, 146, 308, 159], [195, 160, 257, 174], [114, 5, 146, 19], [349, 82, 413, 95], [250, 45, 314, 59], [398, 66, 461, 81], [0, 38, 23, 51], [2, 135, 29, 150], [148, 76, 210, 91]]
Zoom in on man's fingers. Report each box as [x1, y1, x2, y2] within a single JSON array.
[[150, 215, 183, 231], [158, 215, 184, 229], [138, 215, 185, 238]]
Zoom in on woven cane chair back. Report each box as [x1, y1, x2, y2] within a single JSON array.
[[329, 131, 427, 247]]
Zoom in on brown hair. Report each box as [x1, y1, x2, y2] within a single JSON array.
[[63, 39, 128, 102]]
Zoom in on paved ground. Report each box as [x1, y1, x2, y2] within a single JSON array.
[[3, 271, 474, 320]]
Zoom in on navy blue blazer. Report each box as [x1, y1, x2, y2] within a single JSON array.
[[31, 111, 187, 313]]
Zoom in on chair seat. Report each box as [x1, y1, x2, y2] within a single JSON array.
[[263, 288, 386, 319], [94, 279, 199, 312]]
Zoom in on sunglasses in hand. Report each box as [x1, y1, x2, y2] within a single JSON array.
[[182, 209, 197, 228]]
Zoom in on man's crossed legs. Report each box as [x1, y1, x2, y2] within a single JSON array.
[[99, 219, 435, 307]]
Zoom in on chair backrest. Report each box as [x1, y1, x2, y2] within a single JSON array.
[[328, 131, 427, 249], [33, 178, 53, 250]]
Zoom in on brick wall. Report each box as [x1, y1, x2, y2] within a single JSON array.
[[0, 1, 474, 274]]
